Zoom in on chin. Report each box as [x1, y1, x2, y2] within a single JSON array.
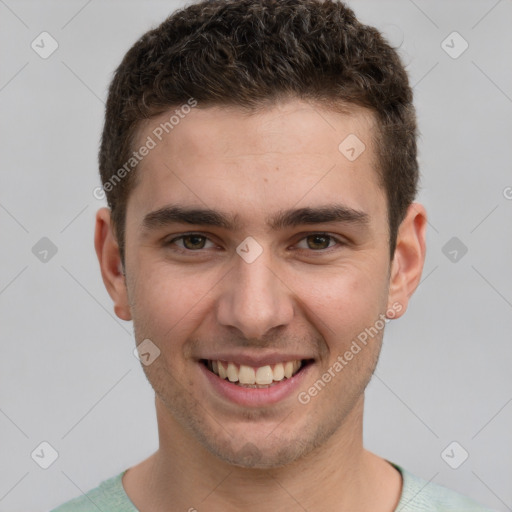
[[196, 418, 334, 470], [213, 440, 306, 469]]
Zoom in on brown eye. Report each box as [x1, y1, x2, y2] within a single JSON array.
[[181, 234, 207, 250], [297, 234, 336, 251], [166, 234, 215, 252], [307, 234, 331, 250], [294, 233, 345, 253]]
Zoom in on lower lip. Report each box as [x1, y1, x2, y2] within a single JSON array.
[[198, 361, 313, 407]]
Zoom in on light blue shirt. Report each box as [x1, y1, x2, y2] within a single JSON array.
[[50, 462, 496, 511]]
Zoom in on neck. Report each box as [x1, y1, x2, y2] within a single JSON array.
[[123, 395, 402, 511]]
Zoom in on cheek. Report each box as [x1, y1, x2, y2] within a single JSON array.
[[296, 263, 388, 341], [128, 261, 208, 338]]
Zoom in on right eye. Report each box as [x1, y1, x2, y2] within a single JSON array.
[[164, 233, 217, 252]]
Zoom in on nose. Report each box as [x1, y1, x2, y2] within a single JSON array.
[[215, 248, 294, 341]]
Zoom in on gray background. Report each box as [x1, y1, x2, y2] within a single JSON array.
[[1, 0, 511, 510]]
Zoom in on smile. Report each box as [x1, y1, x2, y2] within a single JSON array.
[[202, 359, 310, 388]]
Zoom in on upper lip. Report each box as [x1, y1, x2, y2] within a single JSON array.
[[198, 352, 315, 367]]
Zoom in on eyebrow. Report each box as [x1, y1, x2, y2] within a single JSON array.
[[141, 203, 370, 233]]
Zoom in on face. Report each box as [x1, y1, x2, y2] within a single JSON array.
[[97, 99, 424, 468]]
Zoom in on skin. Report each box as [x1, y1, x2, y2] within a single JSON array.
[[95, 99, 427, 511]]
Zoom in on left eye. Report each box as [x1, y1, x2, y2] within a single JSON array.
[[295, 234, 340, 251]]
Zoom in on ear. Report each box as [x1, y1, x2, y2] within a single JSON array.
[[94, 207, 132, 321], [386, 203, 427, 319]]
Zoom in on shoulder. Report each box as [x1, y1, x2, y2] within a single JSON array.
[[392, 463, 497, 512], [49, 471, 137, 512]]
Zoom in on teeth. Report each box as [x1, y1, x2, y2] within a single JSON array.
[[206, 359, 305, 385], [218, 361, 227, 379], [284, 361, 294, 378], [273, 363, 285, 381], [227, 362, 238, 382], [239, 365, 256, 384], [255, 365, 273, 385]]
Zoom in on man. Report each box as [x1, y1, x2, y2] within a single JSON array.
[[51, 0, 494, 510]]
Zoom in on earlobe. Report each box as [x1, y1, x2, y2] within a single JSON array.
[[386, 203, 427, 319], [94, 207, 132, 321]]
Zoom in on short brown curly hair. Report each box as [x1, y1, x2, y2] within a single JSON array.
[[99, 0, 418, 264]]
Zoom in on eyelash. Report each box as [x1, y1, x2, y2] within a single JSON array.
[[164, 232, 346, 255]]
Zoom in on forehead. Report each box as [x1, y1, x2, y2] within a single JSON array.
[[138, 100, 376, 163], [127, 99, 385, 229]]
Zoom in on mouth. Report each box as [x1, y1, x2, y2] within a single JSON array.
[[200, 359, 314, 388]]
